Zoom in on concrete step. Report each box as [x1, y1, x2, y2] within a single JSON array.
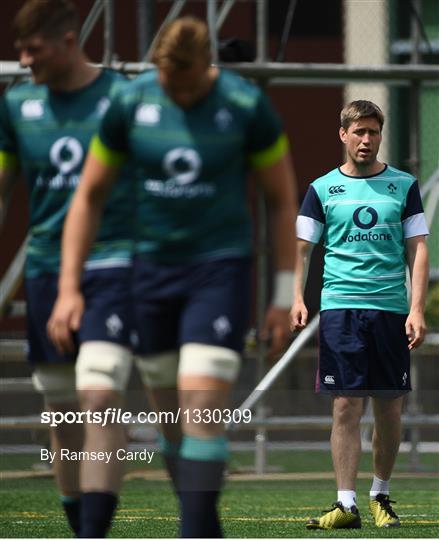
[[2, 300, 26, 318], [0, 377, 34, 392], [0, 339, 27, 361], [0, 415, 43, 429]]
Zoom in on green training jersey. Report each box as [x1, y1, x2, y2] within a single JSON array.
[[297, 165, 429, 313], [91, 68, 287, 262], [0, 69, 134, 278]]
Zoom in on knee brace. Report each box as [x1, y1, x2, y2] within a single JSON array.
[[32, 363, 76, 404], [179, 343, 241, 383], [75, 341, 133, 391], [135, 351, 179, 388]]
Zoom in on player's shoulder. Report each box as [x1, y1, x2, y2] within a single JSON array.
[[93, 68, 128, 97], [2, 81, 47, 121], [127, 68, 158, 91], [310, 167, 341, 191], [383, 164, 416, 184], [3, 81, 47, 105], [101, 67, 129, 86], [114, 68, 159, 104], [218, 68, 262, 109]]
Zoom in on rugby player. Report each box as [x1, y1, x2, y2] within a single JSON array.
[[291, 100, 429, 529], [48, 16, 298, 538], [0, 1, 134, 536]]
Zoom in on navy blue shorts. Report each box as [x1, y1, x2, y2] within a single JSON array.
[[25, 267, 132, 365], [132, 257, 252, 355], [318, 309, 411, 397]]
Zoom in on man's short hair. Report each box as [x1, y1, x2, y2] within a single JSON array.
[[151, 16, 211, 72], [340, 100, 385, 131], [14, 0, 80, 41]]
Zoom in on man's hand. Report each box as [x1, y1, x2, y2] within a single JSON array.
[[260, 305, 292, 359], [47, 290, 84, 354], [405, 309, 427, 350], [290, 300, 308, 332]]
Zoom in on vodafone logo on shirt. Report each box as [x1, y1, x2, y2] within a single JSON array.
[[352, 206, 378, 230], [36, 137, 83, 189], [163, 148, 201, 185], [342, 206, 392, 243], [144, 147, 215, 199], [50, 137, 83, 175]]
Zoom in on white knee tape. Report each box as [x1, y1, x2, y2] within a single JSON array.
[[32, 363, 76, 404], [135, 351, 179, 388], [76, 341, 133, 391], [179, 343, 241, 383]]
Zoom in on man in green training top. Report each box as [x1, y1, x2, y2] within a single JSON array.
[[48, 16, 298, 538], [0, 1, 135, 536]]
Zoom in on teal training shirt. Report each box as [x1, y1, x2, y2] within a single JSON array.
[[0, 69, 135, 278], [296, 165, 429, 313], [92, 68, 286, 262]]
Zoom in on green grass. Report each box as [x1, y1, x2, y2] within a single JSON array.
[[228, 449, 439, 474], [1, 451, 438, 538], [2, 449, 437, 475]]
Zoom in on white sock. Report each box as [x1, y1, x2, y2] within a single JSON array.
[[370, 475, 390, 498], [337, 490, 357, 509]]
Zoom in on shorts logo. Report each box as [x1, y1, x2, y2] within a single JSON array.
[[213, 316, 232, 340], [50, 137, 83, 175], [106, 314, 123, 338], [402, 372, 408, 386], [163, 148, 201, 185], [352, 206, 378, 230], [324, 374, 335, 384], [328, 185, 345, 195]]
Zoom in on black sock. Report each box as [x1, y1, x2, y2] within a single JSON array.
[[178, 458, 225, 538], [61, 497, 80, 536], [163, 454, 179, 493], [78, 492, 118, 538], [159, 434, 181, 494]]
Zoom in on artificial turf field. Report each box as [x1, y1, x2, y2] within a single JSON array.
[[0, 451, 438, 538]]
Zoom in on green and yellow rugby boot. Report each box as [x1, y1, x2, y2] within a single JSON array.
[[369, 494, 401, 527], [306, 501, 361, 529]]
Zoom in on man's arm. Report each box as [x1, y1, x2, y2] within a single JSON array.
[[290, 239, 314, 331], [0, 149, 19, 230], [405, 235, 429, 350], [47, 152, 120, 353], [0, 167, 17, 229], [255, 151, 298, 358]]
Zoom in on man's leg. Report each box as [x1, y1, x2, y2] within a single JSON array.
[[27, 276, 83, 534], [331, 396, 364, 499], [76, 341, 132, 538], [177, 343, 241, 539], [368, 396, 404, 527], [367, 311, 411, 527], [33, 364, 83, 535], [135, 351, 182, 490], [372, 396, 403, 482], [307, 395, 364, 530]]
